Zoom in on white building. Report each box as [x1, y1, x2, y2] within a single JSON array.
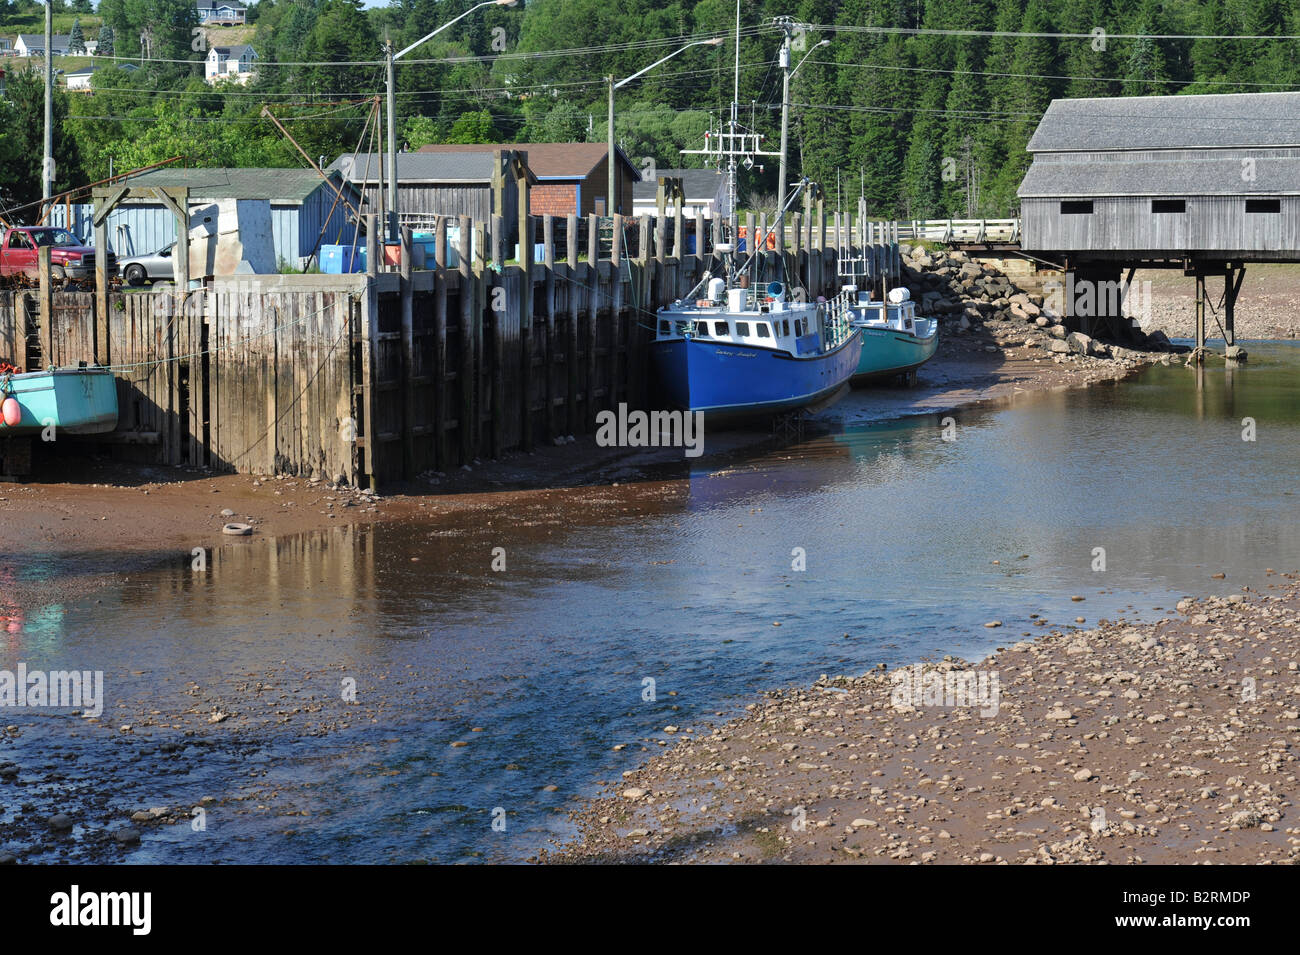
[[14, 34, 72, 57], [631, 168, 728, 219], [205, 44, 257, 85]]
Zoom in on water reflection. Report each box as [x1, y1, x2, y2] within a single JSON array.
[[5, 344, 1300, 863]]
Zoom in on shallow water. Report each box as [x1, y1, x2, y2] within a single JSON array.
[[3, 343, 1300, 862]]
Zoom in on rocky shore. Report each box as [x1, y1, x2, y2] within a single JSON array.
[[896, 242, 1180, 368], [546, 580, 1300, 864]]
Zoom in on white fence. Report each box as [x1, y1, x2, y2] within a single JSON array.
[[897, 219, 1021, 244]]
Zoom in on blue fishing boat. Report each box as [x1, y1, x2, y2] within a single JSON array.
[[652, 269, 862, 421], [650, 5, 861, 423], [0, 367, 119, 436], [847, 287, 938, 386]]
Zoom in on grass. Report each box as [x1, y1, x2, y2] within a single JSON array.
[[0, 14, 104, 36]]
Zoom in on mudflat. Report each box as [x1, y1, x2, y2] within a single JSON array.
[[547, 582, 1300, 864]]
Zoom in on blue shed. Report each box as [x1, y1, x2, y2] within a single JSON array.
[[50, 167, 363, 270]]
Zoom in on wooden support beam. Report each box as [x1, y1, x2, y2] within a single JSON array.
[[37, 247, 51, 369], [400, 225, 415, 477], [459, 215, 474, 465], [434, 215, 448, 469], [520, 211, 535, 453], [542, 214, 555, 443], [94, 205, 109, 367], [566, 213, 579, 437]]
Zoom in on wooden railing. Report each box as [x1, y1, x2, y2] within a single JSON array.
[[897, 219, 1021, 244]]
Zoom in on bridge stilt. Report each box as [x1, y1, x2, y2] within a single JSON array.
[[1194, 274, 1206, 363], [1225, 265, 1247, 362]]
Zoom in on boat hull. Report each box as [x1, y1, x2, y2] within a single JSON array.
[[0, 368, 119, 436], [650, 332, 863, 423], [850, 324, 938, 385]]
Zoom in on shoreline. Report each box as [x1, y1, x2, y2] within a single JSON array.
[[1, 328, 1171, 561], [543, 579, 1300, 865]]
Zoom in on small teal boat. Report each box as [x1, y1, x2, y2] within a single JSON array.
[[0, 368, 119, 436], [847, 287, 938, 386]]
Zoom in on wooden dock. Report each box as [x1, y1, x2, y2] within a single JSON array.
[[0, 206, 899, 487]]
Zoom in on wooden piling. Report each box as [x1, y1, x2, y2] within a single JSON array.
[[458, 215, 474, 464], [400, 225, 415, 477], [434, 216, 448, 469], [566, 213, 579, 437]]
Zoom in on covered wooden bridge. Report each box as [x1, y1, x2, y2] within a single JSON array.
[[1019, 90, 1300, 359]]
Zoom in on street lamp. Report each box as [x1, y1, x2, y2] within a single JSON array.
[[778, 37, 828, 233], [385, 0, 517, 240], [607, 37, 724, 217]]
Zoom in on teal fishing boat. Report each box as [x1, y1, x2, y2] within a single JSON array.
[[847, 287, 938, 386], [0, 368, 119, 436]]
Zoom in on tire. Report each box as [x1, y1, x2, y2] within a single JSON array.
[[124, 264, 147, 287]]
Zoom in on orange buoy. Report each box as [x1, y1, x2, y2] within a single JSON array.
[[1, 397, 20, 428]]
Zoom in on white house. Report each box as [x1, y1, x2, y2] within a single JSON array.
[[205, 44, 257, 85], [14, 34, 72, 57], [65, 65, 96, 91], [197, 1, 247, 26], [631, 168, 728, 220], [63, 62, 136, 91]]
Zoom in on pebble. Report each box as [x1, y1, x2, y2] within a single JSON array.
[[47, 813, 73, 832]]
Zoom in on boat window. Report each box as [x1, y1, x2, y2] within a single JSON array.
[[756, 323, 771, 338], [694, 321, 709, 336], [782, 320, 790, 336], [735, 321, 750, 336], [795, 319, 804, 336], [658, 320, 669, 334], [714, 321, 728, 336]]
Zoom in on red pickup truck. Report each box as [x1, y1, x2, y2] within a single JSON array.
[[0, 226, 117, 285]]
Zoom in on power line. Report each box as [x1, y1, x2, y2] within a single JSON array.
[[801, 58, 1300, 90], [809, 23, 1300, 42]]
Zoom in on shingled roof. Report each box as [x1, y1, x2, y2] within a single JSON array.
[[326, 151, 538, 185], [418, 142, 640, 179], [1027, 92, 1300, 153], [631, 168, 723, 202], [124, 167, 353, 203]]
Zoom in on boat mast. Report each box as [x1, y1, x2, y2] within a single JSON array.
[[680, 0, 778, 299]]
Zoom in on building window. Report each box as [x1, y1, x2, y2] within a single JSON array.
[[1060, 200, 1093, 214], [1151, 199, 1185, 213], [1246, 198, 1281, 214]]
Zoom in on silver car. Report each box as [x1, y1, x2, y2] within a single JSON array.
[[119, 244, 175, 286]]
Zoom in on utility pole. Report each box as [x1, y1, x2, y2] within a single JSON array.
[[777, 29, 790, 232], [43, 0, 53, 216], [606, 74, 615, 216], [384, 28, 397, 241]]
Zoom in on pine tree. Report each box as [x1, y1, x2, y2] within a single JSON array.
[[97, 25, 115, 57], [68, 19, 86, 55]]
